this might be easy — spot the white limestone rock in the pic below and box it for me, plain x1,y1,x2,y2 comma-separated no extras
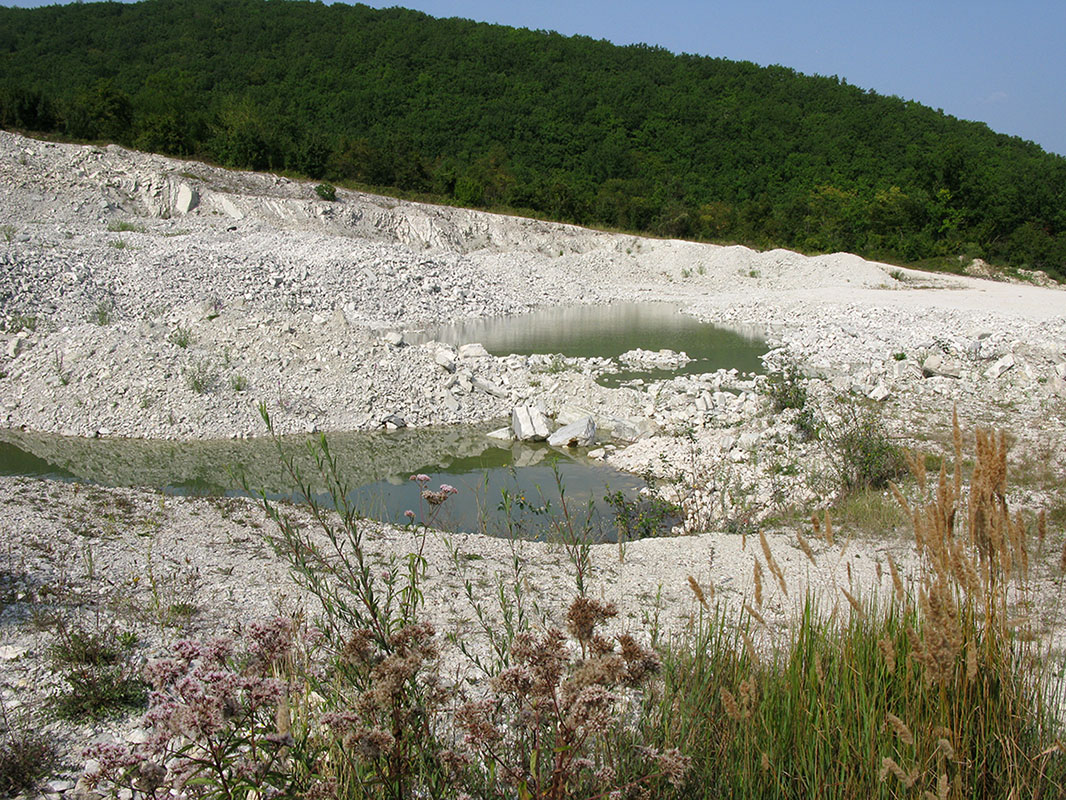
512,405,549,441
548,416,596,448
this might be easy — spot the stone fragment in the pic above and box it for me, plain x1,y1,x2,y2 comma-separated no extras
922,354,960,379
609,418,641,442
868,382,891,402
486,427,513,440
434,348,457,373
512,405,549,441
175,183,199,214
458,343,490,359
382,331,404,347
472,376,507,398
548,416,596,448
985,354,1015,379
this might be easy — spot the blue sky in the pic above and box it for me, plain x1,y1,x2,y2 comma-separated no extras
6,0,1065,156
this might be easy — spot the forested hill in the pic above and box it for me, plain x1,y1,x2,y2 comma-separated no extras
2,0,1064,278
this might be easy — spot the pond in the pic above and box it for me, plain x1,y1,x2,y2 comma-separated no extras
411,302,767,386
0,426,656,541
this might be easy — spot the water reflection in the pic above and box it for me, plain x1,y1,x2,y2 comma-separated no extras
410,302,766,385
0,427,648,539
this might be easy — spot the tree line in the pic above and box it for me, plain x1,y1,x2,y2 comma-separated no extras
2,0,1064,279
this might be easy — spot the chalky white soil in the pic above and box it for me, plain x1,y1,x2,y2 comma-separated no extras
2,131,1065,796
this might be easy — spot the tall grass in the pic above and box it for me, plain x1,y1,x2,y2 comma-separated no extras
648,411,1065,799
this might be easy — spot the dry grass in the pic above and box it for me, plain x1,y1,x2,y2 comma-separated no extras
648,411,1066,798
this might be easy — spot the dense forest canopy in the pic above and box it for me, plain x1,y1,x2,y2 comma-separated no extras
2,0,1065,279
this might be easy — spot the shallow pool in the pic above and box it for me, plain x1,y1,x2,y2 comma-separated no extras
0,426,652,540
411,302,767,385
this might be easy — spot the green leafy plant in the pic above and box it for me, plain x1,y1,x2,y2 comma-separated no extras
0,701,54,797
167,324,193,348
107,220,145,233
4,314,36,333
184,359,217,393
765,364,818,439
314,182,337,201
90,300,113,326
47,620,146,720
821,402,905,496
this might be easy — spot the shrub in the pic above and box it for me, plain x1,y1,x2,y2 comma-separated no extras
48,621,146,720
765,365,807,412
0,704,55,796
314,182,337,201
821,403,905,495
765,364,818,439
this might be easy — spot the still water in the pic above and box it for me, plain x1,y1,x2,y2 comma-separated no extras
0,426,648,539
412,302,767,385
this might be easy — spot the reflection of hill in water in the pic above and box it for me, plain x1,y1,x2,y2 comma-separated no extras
0,425,539,495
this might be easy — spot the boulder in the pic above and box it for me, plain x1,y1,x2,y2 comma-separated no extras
434,348,457,373
922,354,960,379
175,183,199,214
548,416,596,448
985,354,1015,379
459,342,490,359
512,405,549,441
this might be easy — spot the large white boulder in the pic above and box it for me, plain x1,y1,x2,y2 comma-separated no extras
512,405,549,441
548,416,596,448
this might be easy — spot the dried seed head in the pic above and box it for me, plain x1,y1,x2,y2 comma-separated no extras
879,757,916,788
887,554,904,604
760,529,788,596
878,637,896,674
566,596,617,645
687,575,708,609
841,586,866,621
744,603,767,629
753,559,764,607
720,687,743,722
796,528,816,564
886,712,914,746
936,737,956,761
